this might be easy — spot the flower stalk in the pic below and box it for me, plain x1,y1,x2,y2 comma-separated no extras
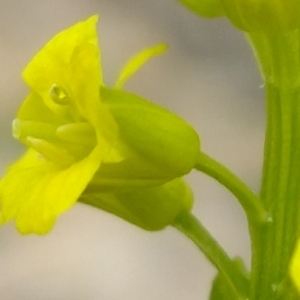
173,211,250,299
247,30,300,299
195,151,268,225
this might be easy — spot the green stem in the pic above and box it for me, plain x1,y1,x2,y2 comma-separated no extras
195,152,268,225
247,30,300,299
173,211,249,299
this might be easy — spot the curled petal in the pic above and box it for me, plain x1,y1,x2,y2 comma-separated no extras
22,15,100,96
115,44,168,89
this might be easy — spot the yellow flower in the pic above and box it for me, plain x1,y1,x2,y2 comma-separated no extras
0,16,200,234
0,16,120,234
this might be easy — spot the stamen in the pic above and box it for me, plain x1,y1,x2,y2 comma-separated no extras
56,122,97,146
26,137,75,166
50,84,69,105
12,119,60,144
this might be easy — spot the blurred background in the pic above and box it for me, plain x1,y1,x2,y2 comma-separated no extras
0,1,264,299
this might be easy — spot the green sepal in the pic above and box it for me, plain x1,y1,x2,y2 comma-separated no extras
96,87,200,189
177,0,224,18
80,178,193,231
209,258,248,300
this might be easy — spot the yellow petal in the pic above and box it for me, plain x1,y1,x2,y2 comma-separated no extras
67,42,120,159
17,92,60,124
0,147,101,234
115,44,168,89
22,15,100,96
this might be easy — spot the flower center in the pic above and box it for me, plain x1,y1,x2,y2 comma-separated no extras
13,83,98,165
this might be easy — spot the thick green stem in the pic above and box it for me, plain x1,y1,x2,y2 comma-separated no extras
173,211,249,299
247,30,300,299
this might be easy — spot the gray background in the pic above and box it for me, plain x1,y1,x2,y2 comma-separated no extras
0,1,264,299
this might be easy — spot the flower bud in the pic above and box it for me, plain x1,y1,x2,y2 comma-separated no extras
221,0,300,32
177,0,224,18
178,0,300,32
